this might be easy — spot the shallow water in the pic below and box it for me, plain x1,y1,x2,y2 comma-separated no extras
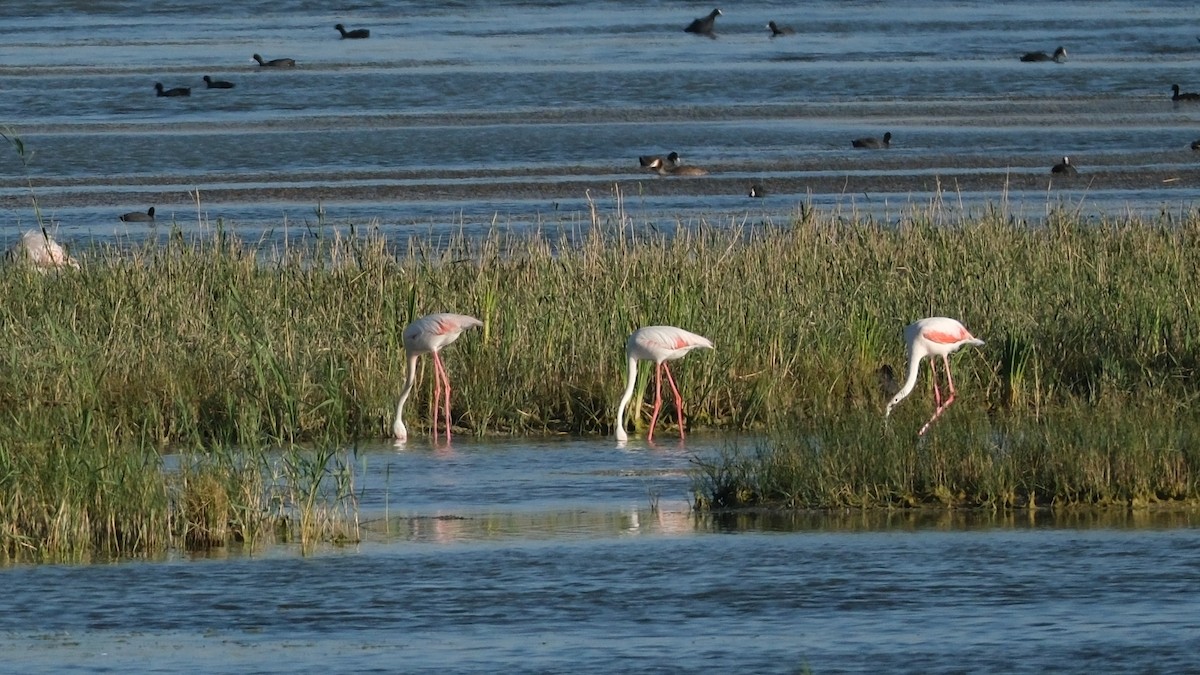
3,1,1200,249
4,436,1200,673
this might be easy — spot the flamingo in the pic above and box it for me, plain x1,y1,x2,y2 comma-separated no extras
885,316,984,435
615,326,714,442
6,229,79,271
393,313,483,443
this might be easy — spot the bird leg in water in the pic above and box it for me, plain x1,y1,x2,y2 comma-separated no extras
432,351,453,442
647,363,666,442
661,363,686,439
430,355,442,441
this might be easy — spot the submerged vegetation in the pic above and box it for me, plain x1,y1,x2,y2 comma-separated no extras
3,193,1200,558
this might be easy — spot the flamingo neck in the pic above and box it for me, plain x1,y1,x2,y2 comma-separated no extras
615,355,639,441
393,352,420,440
886,343,926,416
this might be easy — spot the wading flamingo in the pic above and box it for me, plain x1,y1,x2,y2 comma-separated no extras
885,316,984,436
393,313,483,443
615,326,714,443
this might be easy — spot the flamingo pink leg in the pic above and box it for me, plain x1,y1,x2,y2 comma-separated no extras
920,355,960,436
441,358,453,442
930,357,943,409
432,351,453,442
647,363,666,442
937,354,959,411
430,354,442,441
661,363,686,439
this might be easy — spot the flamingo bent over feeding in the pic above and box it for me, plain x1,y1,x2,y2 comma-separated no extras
885,316,984,435
393,313,483,443
6,229,80,271
615,326,714,442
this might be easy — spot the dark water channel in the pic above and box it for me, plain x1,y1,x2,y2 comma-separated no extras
3,436,1199,673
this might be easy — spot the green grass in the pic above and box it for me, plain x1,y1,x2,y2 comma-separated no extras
692,406,1200,510
9,208,1199,446
3,199,1200,559
0,439,361,562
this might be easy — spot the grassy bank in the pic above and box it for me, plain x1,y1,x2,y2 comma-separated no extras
4,201,1200,558
5,208,1199,445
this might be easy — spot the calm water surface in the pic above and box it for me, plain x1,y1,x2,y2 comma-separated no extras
3,0,1200,248
3,436,1200,673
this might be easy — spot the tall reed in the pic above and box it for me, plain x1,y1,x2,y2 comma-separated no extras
3,206,1199,445
692,404,1200,509
4,195,1200,558
1,437,363,562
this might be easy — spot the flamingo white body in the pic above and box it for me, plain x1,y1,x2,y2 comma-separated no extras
885,316,984,435
6,229,79,271
393,313,483,443
615,326,714,442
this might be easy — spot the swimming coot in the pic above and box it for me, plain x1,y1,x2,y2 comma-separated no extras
685,9,721,37
1171,84,1200,102
335,24,370,39
203,76,235,89
851,132,892,149
253,54,296,67
1051,156,1078,176
1020,46,1067,63
767,21,795,37
119,207,156,223
154,83,190,97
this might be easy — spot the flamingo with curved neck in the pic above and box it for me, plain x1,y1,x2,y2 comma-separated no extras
885,316,984,435
394,313,483,443
615,326,714,442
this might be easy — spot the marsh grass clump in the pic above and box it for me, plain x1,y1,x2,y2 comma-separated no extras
4,198,1200,556
693,406,1200,509
179,470,232,549
272,446,361,551
0,439,362,563
0,441,170,561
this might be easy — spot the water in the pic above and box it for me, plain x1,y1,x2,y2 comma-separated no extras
4,3,1200,670
3,436,1200,673
3,1,1200,249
